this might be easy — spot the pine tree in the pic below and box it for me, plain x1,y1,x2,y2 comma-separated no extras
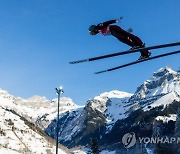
88,138,100,154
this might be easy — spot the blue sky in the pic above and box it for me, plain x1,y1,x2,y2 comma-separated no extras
0,0,180,105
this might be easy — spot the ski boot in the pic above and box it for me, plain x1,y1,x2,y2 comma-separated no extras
138,51,151,60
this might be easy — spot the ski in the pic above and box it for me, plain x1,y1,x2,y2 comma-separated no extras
69,42,180,64
95,50,180,74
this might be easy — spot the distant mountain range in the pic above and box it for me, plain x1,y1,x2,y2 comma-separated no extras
0,66,180,154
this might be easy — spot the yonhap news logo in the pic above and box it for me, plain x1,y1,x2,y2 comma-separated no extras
122,132,180,149
122,132,136,148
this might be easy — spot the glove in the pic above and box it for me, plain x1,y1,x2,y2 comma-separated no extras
116,16,123,23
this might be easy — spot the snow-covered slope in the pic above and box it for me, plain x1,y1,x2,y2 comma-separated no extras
0,106,68,154
91,90,132,113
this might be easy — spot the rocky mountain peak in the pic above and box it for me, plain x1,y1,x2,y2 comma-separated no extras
153,66,177,78
53,97,78,107
27,95,49,103
132,66,180,100
0,89,14,101
87,90,132,113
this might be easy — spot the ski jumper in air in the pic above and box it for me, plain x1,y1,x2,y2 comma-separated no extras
88,17,151,60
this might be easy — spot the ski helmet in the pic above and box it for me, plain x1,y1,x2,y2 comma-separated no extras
88,25,98,35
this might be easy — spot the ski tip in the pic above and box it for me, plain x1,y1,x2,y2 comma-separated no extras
69,61,78,64
69,59,89,64
94,70,108,74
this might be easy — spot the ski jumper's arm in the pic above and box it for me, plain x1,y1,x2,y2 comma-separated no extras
96,17,123,30
96,20,117,30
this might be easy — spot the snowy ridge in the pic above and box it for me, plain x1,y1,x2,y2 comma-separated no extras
133,66,180,98
0,87,83,132
0,88,81,124
129,66,180,110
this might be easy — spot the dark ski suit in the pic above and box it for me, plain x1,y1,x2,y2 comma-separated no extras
94,20,149,57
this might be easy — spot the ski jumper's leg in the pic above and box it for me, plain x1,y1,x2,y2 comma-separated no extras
110,25,136,46
110,25,149,56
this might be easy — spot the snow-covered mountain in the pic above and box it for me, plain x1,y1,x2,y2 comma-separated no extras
43,90,133,148
0,66,180,153
45,66,180,152
99,66,180,153
0,89,84,153
0,88,80,125
87,90,133,131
